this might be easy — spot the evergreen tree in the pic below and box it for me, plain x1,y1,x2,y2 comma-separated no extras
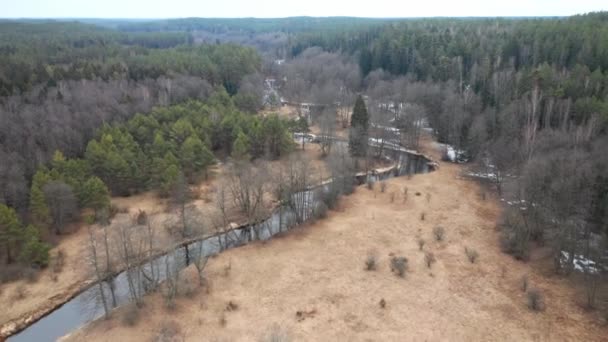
180,135,215,179
349,95,369,157
0,204,23,264
81,176,111,214
263,115,294,159
232,130,251,160
29,169,52,230
19,225,50,267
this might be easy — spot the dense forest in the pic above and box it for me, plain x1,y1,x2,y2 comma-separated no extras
1,13,607,302
0,21,261,214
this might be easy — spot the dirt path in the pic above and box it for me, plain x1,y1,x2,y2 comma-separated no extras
62,139,606,341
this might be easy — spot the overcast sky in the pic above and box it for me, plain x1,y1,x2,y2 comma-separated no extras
2,0,606,18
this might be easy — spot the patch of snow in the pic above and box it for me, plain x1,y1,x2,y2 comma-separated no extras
440,144,469,163
560,251,602,274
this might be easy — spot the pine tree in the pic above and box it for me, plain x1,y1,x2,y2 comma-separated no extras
232,130,251,160
81,176,111,214
180,135,215,179
349,95,369,157
29,169,52,230
0,204,23,264
19,225,50,267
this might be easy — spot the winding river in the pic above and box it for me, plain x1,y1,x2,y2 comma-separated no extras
8,146,434,342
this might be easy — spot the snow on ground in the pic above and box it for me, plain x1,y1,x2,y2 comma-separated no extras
560,251,603,274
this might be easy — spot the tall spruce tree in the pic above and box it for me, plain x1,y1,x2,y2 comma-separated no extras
348,95,369,157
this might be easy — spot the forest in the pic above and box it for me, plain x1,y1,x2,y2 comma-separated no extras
0,12,608,341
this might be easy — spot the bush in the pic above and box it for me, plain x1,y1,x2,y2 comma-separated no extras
424,252,436,268
12,285,26,301
0,264,23,284
417,238,425,251
499,209,531,261
22,268,38,283
465,247,479,263
520,275,528,292
122,303,140,326
225,300,239,311
154,320,182,342
365,253,377,271
84,214,96,225
366,179,375,190
51,249,65,274
390,256,408,277
319,186,340,210
433,226,445,241
312,202,328,220
527,288,544,312
181,277,198,298
135,210,148,225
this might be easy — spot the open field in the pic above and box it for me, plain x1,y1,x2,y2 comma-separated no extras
62,139,607,341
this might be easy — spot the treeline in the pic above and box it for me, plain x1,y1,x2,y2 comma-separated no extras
291,13,608,81
0,21,259,95
115,17,395,34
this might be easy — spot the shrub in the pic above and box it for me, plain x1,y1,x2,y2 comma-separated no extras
527,288,544,312
122,304,140,326
365,253,377,271
154,321,182,342
520,275,528,292
366,179,375,190
312,202,328,220
380,181,387,193
135,210,148,225
52,249,65,273
22,268,38,283
225,300,239,311
390,256,408,277
0,264,23,284
181,277,198,298
12,285,26,301
499,209,531,261
433,226,445,241
465,247,479,263
424,252,436,268
84,214,96,225
319,186,340,210
417,238,425,251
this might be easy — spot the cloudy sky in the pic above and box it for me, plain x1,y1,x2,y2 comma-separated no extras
2,0,606,18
